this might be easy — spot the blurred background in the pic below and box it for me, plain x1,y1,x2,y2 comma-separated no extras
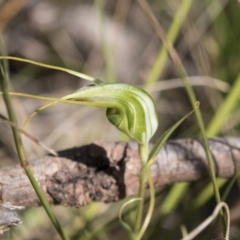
0,0,240,239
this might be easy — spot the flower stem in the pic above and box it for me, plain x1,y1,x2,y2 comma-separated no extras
134,143,149,235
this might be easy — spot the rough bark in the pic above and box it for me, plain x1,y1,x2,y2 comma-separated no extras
0,137,240,208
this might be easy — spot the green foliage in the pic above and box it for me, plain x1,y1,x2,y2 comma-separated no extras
0,0,240,239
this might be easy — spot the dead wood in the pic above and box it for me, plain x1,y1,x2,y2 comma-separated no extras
0,137,240,208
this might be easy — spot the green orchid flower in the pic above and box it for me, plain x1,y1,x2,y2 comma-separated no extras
62,83,158,145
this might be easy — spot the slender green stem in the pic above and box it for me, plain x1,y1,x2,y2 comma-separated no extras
138,0,221,205
0,59,69,240
137,175,155,240
83,190,165,240
0,69,26,162
24,167,69,240
177,67,221,204
193,72,240,208
177,67,225,230
134,143,149,235
137,0,225,232
134,174,145,235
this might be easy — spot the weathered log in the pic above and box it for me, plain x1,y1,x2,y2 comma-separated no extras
0,137,239,208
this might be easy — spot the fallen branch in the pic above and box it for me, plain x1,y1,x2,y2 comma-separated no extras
0,137,239,207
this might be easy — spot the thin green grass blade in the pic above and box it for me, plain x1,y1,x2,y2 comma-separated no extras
192,179,226,209
145,0,193,91
177,68,222,209
119,198,141,240
0,56,104,84
160,182,189,216
23,100,65,129
94,0,116,83
0,91,97,129
193,173,239,209
207,72,240,137
0,91,91,103
0,113,57,156
145,102,198,223
148,102,198,165
180,225,188,239
222,173,239,201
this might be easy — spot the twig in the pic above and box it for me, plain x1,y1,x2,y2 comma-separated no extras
180,202,230,240
0,114,57,156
